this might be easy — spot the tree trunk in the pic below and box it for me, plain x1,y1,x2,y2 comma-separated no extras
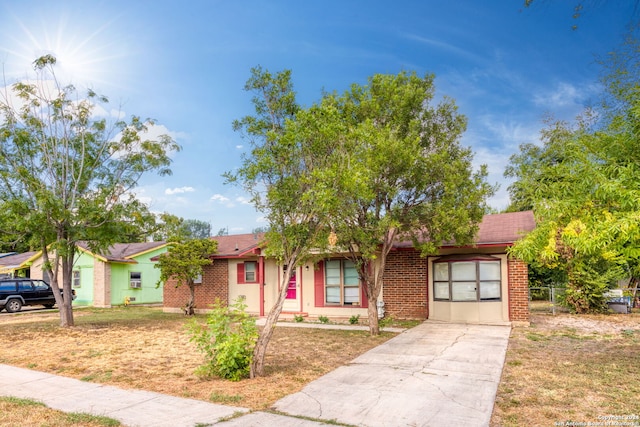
361,229,395,336
185,283,196,315
250,259,297,378
367,292,380,335
60,251,75,327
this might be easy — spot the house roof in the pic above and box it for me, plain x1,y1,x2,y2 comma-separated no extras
469,210,536,246
394,210,535,249
0,251,40,273
211,233,265,258
77,241,168,263
210,211,536,257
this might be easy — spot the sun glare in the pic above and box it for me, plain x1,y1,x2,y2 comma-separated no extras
0,7,129,92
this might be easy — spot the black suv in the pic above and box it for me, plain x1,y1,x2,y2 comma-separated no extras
0,278,71,313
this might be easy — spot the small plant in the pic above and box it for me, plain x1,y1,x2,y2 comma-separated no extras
294,314,305,323
349,314,360,325
378,316,392,328
187,298,258,381
318,315,329,324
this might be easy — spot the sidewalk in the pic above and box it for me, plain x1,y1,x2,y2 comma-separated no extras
0,321,510,426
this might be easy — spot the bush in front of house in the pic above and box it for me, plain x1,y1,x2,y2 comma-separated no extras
187,298,258,381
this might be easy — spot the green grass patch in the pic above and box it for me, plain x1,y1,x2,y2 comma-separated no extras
0,396,46,407
209,391,244,404
65,412,121,426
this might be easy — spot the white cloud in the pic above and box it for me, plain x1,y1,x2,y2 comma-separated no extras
532,81,600,114
235,196,251,205
211,194,230,203
236,145,243,149
165,186,195,195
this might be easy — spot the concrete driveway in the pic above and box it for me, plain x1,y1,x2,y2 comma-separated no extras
272,321,511,427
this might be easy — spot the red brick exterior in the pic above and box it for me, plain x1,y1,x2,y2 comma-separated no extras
163,260,229,311
382,250,429,319
508,257,530,322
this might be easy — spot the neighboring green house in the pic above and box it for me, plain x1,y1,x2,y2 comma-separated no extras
0,242,168,307
73,242,169,307
0,251,39,279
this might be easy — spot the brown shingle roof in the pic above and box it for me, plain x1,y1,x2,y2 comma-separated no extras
0,251,39,269
208,211,536,257
77,241,168,263
211,233,265,257
394,210,535,249
469,210,536,246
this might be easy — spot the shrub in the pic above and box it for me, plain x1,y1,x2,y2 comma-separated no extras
293,314,304,323
318,315,329,324
187,298,258,381
349,314,360,325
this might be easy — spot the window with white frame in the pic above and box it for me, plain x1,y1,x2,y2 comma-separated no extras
325,259,360,305
433,257,501,302
72,270,81,288
244,261,257,282
130,272,142,289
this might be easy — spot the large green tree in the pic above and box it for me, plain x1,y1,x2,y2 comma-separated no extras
0,55,179,326
155,238,218,315
315,72,494,334
227,67,339,378
505,35,640,312
153,214,212,242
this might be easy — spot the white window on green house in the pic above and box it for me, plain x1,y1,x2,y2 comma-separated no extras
130,272,142,289
325,259,360,305
433,258,501,302
72,270,81,288
244,261,257,282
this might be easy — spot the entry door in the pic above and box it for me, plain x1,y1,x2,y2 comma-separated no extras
283,268,300,312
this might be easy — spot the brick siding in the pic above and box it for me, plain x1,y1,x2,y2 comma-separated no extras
163,260,229,311
508,257,530,322
382,250,429,319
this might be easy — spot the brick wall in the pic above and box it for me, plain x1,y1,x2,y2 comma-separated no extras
508,257,530,323
382,250,428,319
163,260,229,311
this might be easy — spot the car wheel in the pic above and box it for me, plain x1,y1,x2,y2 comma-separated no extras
6,299,22,313
43,304,54,309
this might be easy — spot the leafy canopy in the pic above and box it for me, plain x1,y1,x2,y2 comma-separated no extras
0,55,179,325
506,34,640,312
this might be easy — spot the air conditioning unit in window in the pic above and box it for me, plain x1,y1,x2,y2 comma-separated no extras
130,280,142,289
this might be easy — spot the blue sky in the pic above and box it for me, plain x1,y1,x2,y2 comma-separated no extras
0,1,634,235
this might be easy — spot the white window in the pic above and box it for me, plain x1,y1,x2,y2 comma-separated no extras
130,272,142,289
244,262,257,282
72,270,81,288
433,258,501,302
325,259,360,305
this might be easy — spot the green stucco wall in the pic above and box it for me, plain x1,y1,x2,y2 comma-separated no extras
71,250,95,306
109,247,166,306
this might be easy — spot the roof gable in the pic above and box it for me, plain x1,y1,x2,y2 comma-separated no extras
77,241,168,263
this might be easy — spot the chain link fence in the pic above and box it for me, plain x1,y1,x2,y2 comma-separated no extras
529,286,640,314
529,286,568,314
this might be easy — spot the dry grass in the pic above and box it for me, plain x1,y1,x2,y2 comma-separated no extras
491,312,640,426
0,307,393,411
0,396,120,426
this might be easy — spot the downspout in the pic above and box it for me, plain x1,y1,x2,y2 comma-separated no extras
259,255,265,317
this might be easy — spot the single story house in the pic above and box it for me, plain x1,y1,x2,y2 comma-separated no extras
0,251,39,278
0,242,168,307
163,211,535,325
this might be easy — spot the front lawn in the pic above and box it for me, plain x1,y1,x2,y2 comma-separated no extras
491,312,640,426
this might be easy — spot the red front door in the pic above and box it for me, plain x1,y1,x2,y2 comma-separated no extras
286,271,297,299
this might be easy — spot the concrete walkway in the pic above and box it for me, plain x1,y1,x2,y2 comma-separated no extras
0,321,510,427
